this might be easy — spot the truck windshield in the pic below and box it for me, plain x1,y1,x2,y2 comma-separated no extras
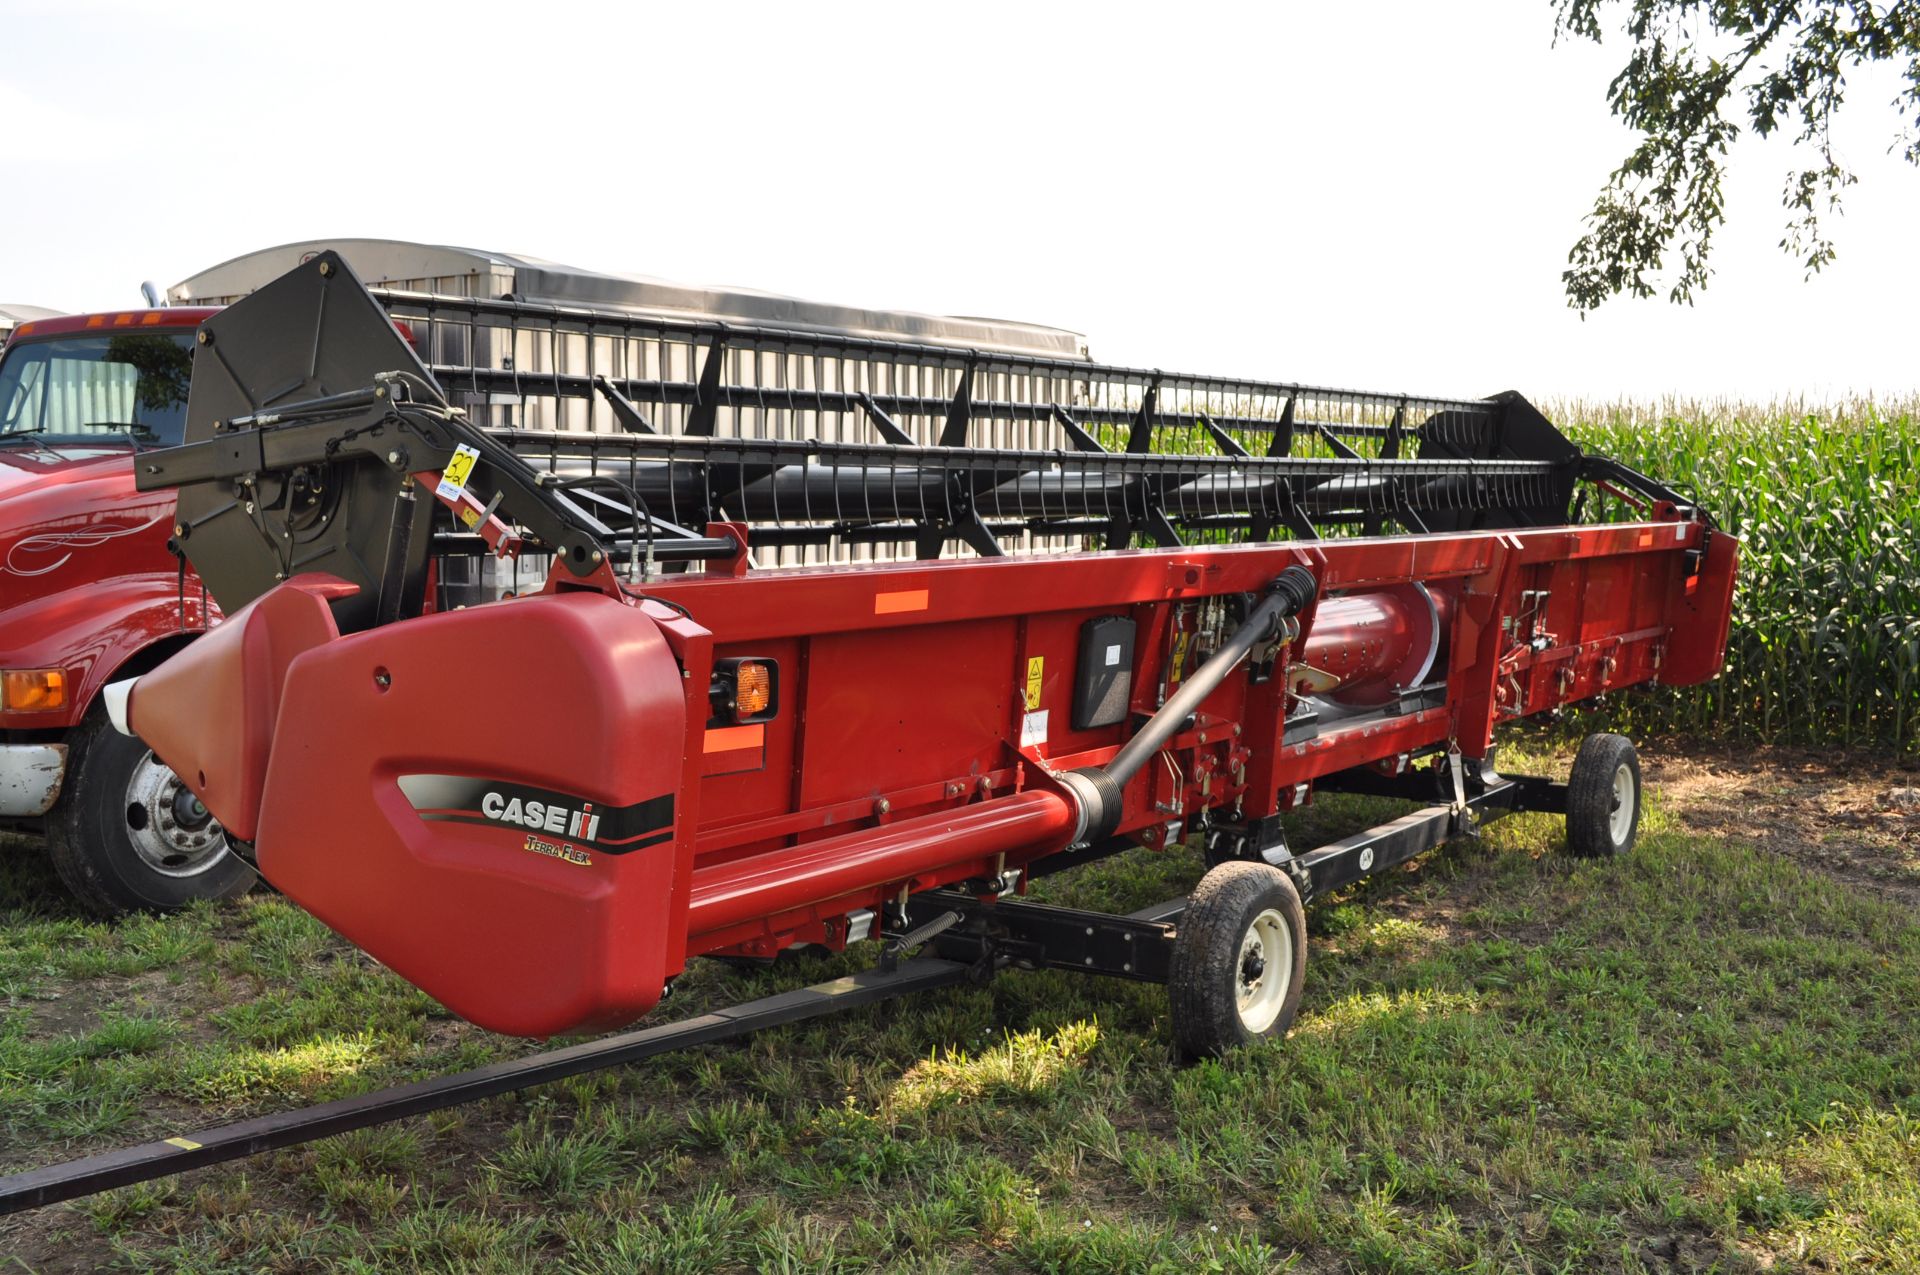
0,332,196,447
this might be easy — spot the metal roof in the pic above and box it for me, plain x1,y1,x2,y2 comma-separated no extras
171,239,1089,360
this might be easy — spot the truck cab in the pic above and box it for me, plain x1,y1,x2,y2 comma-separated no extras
0,309,254,914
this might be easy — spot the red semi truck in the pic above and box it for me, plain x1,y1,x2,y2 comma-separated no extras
0,307,253,913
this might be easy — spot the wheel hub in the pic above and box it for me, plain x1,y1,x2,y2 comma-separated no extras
124,751,228,878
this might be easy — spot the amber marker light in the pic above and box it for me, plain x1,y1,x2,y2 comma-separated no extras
710,658,779,725
2,669,68,713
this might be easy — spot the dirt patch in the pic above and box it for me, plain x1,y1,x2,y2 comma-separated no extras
1642,742,1920,907
15,968,178,1040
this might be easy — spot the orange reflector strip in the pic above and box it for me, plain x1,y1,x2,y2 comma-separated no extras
1637,532,1654,547
704,724,765,753
85,315,104,328
113,313,132,326
142,311,164,325
874,589,929,615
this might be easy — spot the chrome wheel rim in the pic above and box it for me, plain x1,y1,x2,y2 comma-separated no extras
123,751,228,878
1235,907,1293,1033
1609,762,1636,843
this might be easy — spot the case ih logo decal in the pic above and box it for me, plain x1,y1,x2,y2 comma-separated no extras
396,775,673,855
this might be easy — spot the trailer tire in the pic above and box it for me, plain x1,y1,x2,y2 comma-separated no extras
1169,861,1307,1060
44,706,255,917
1566,733,1641,858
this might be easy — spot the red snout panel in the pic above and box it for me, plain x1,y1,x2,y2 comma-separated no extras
254,591,689,1038
127,574,356,841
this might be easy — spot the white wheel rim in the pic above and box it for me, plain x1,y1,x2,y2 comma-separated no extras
1235,907,1293,1034
124,750,228,878
1608,762,1635,843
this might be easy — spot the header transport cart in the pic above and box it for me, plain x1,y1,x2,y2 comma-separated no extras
0,254,1735,1211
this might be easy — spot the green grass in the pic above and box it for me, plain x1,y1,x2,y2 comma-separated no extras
5,750,1920,1271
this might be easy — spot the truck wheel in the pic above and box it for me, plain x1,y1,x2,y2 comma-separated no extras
1168,860,1307,1060
1566,732,1642,858
44,706,254,916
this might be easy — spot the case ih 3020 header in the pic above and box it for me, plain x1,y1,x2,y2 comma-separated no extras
1,253,1735,1211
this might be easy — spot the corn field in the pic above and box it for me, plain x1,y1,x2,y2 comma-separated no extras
1559,397,1920,755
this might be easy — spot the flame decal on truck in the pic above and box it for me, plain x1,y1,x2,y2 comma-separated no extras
396,775,673,854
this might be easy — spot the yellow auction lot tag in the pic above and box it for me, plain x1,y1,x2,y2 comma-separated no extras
436,443,482,501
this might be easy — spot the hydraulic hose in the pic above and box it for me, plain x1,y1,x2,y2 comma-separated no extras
1059,564,1317,843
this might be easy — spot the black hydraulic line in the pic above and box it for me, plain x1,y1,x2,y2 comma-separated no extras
0,958,970,1217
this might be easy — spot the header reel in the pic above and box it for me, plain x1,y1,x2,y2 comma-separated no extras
140,253,1693,634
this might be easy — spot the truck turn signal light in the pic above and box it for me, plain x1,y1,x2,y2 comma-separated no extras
1,669,68,713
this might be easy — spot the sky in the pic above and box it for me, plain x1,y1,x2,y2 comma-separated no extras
1,0,1914,403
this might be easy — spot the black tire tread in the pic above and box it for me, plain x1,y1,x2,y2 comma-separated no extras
1168,861,1307,1060
1565,732,1641,858
43,707,253,917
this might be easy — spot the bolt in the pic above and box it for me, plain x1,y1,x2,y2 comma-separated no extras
387,451,400,464
196,329,211,346
1084,926,1094,936
875,797,891,815
317,260,333,277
